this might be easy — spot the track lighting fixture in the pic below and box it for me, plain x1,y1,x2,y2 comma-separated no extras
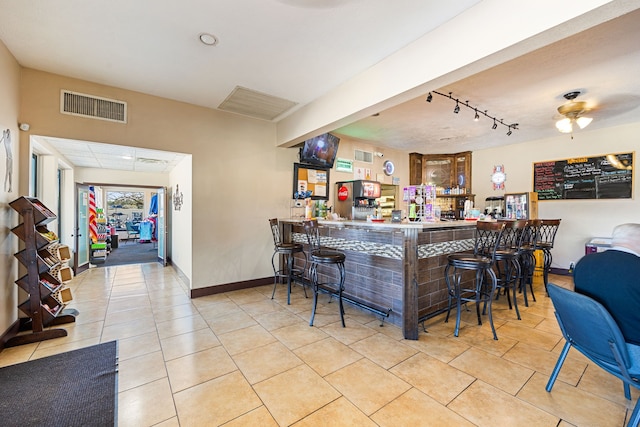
426,90,518,135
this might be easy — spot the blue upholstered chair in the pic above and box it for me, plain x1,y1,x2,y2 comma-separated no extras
546,283,640,426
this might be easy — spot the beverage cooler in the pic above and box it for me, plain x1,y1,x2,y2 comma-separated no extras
376,184,399,218
504,192,538,219
334,180,381,220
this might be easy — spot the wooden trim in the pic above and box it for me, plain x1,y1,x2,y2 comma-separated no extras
191,277,272,298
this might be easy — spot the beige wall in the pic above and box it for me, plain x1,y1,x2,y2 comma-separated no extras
18,68,294,291
473,122,640,270
169,155,192,282
328,136,409,191
0,40,21,336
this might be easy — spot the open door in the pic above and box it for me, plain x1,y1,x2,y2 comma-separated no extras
74,183,91,274
156,187,167,266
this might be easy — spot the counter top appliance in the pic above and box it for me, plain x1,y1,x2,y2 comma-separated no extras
334,180,381,220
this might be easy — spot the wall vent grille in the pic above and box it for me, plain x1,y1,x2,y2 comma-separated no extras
61,90,127,123
354,149,373,163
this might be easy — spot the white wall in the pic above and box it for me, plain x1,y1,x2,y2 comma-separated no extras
473,122,640,270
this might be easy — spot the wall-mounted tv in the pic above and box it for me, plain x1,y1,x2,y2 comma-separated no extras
299,133,340,168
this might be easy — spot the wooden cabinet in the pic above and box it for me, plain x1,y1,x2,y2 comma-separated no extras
410,152,473,219
409,151,472,190
6,196,76,347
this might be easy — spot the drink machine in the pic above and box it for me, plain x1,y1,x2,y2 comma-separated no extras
335,180,381,220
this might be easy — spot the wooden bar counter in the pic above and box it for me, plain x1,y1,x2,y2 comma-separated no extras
280,218,476,340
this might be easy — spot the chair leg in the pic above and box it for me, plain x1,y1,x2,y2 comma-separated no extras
309,263,319,326
543,249,552,295
510,258,521,320
286,253,294,305
271,252,279,300
626,398,640,427
546,341,572,392
486,267,498,340
337,261,346,328
444,264,453,324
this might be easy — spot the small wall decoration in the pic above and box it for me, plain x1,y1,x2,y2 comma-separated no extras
1,127,13,192
173,184,184,211
491,165,506,190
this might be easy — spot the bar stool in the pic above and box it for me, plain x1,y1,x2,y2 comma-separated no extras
518,221,539,306
535,219,561,294
269,218,307,305
493,219,528,320
303,219,346,327
444,221,506,340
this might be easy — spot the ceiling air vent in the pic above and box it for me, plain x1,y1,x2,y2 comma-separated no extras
354,149,373,163
61,90,127,123
218,86,297,121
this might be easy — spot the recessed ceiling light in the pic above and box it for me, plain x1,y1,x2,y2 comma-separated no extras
199,33,219,46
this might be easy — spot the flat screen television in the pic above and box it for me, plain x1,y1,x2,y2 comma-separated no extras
299,133,340,168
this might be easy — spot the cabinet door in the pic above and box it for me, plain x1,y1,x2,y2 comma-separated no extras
424,156,453,187
455,152,471,188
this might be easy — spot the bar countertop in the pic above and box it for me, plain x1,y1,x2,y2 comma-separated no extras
281,218,477,229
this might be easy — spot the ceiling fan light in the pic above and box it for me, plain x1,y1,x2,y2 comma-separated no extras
576,116,593,129
556,118,573,133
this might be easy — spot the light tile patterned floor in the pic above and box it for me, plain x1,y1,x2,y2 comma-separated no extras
1,264,637,426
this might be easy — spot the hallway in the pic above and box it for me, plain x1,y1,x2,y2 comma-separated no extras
0,264,634,426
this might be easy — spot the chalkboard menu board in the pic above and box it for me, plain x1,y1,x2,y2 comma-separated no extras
533,152,633,200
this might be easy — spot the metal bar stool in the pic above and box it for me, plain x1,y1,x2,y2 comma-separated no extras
492,219,528,320
444,221,506,340
534,219,561,294
303,219,346,327
269,218,307,305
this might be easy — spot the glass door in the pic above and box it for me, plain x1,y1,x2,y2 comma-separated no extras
74,184,90,274
156,187,167,266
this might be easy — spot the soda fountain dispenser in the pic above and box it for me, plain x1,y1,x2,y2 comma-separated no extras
334,180,381,220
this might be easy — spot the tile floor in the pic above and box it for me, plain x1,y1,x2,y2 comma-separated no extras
1,263,637,426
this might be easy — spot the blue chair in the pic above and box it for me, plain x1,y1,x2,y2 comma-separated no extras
546,283,640,426
125,221,140,243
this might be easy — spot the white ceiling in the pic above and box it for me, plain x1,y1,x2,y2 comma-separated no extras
34,137,186,173
2,0,640,167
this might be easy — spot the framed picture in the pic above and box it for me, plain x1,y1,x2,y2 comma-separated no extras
293,163,330,200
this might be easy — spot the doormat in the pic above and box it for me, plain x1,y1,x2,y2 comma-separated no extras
0,341,118,427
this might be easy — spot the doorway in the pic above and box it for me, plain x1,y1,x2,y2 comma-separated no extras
73,184,169,272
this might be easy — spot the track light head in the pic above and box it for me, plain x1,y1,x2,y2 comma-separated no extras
426,92,433,102
474,109,479,121
492,119,497,130
506,126,512,136
453,102,460,114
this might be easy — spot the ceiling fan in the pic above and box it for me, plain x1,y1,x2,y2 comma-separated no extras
555,91,593,134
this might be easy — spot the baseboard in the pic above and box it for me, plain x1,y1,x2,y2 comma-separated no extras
550,267,572,276
191,277,273,298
